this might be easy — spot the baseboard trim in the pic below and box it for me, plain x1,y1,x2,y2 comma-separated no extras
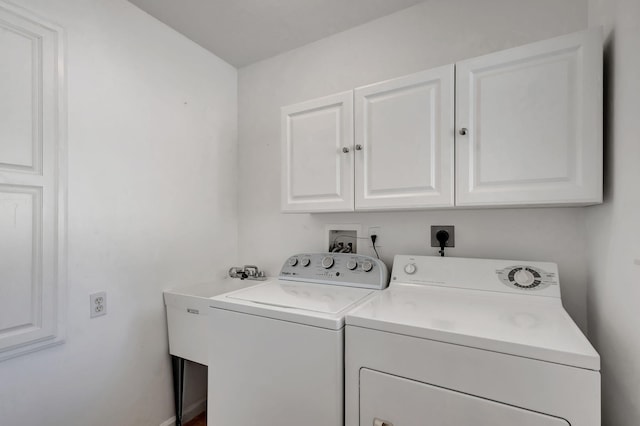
159,398,206,426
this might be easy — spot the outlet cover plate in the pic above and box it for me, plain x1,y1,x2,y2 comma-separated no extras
430,225,455,247
90,292,107,318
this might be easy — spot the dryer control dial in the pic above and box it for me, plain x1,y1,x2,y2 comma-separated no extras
497,265,556,291
288,257,298,267
514,269,535,287
300,257,311,267
361,261,373,272
346,259,358,270
321,256,335,269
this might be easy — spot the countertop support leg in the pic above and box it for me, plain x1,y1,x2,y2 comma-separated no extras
172,355,185,426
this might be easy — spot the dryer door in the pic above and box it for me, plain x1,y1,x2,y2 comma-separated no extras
360,369,569,426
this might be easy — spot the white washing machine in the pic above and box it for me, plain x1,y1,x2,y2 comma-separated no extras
208,253,389,426
345,255,600,426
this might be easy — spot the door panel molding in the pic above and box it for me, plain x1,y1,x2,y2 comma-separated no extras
355,65,455,210
0,1,67,361
281,91,354,212
456,28,602,206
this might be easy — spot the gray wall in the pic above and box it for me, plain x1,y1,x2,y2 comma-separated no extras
587,0,640,424
237,0,591,329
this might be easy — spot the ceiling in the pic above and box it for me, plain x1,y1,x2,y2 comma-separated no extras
128,0,425,68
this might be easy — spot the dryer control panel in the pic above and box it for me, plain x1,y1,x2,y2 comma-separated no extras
391,255,561,298
280,253,389,290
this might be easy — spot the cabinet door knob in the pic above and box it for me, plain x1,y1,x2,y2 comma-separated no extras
373,419,393,426
459,128,468,136
355,144,363,151
342,147,350,153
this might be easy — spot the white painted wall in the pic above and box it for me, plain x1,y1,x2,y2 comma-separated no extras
586,0,640,424
3,1,625,425
0,0,237,425
237,0,591,329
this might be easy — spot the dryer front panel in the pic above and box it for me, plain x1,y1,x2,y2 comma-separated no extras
360,368,569,426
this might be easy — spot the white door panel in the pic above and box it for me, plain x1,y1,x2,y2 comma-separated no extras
0,190,37,330
0,1,66,360
355,65,454,209
456,28,602,206
290,106,343,197
360,369,569,426
281,91,354,212
0,26,37,169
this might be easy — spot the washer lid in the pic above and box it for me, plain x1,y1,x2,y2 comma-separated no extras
346,285,600,371
210,279,375,329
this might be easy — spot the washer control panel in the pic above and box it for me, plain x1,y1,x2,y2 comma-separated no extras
496,265,557,291
279,253,389,290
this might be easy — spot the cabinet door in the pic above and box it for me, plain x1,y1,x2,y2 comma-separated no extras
0,2,66,361
281,91,354,212
360,369,569,426
456,28,602,207
355,65,455,210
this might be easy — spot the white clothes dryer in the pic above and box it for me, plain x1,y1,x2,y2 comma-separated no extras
208,253,389,426
345,255,600,426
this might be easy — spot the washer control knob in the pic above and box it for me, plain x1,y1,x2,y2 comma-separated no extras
288,257,298,267
301,257,311,267
362,261,374,272
321,256,334,269
404,263,417,274
347,259,358,270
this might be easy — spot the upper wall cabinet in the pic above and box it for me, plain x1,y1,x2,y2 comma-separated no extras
281,91,354,212
456,29,603,207
0,2,67,361
354,65,455,210
280,28,602,213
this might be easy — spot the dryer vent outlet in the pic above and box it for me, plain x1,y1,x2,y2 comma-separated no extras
329,229,357,253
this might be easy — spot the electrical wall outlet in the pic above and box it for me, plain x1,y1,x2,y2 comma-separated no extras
430,225,455,247
90,292,107,318
368,226,381,246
